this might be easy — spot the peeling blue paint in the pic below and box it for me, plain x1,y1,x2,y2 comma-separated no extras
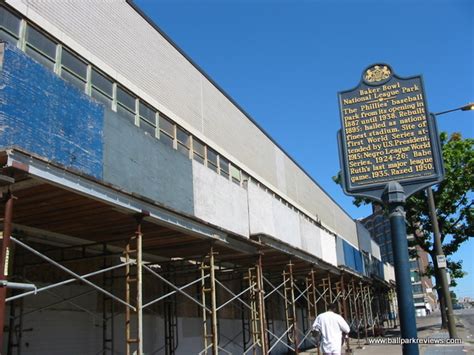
0,43,103,178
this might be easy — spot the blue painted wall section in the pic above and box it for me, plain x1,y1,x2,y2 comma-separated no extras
0,43,103,178
341,239,364,275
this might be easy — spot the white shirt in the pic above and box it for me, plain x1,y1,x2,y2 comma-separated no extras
312,310,350,354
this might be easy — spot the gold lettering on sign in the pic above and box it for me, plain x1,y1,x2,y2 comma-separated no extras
342,78,435,186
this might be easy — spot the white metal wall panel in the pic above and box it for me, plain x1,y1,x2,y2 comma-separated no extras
371,239,381,260
336,236,345,266
356,221,372,253
272,197,301,249
383,263,391,282
389,264,395,282
299,215,323,258
10,0,360,245
320,229,337,266
248,183,305,251
192,161,249,237
248,183,276,237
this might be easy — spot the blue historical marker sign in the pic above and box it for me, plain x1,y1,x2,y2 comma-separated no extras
337,64,444,202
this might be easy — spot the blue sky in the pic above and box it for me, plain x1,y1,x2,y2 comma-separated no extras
134,0,473,297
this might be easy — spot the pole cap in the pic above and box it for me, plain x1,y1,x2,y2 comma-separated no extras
382,181,406,205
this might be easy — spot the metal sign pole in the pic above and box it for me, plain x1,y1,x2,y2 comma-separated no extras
383,182,418,355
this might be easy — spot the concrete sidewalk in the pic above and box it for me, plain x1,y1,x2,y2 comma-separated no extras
301,311,473,354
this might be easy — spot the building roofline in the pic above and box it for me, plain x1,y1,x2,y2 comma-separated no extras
125,0,355,223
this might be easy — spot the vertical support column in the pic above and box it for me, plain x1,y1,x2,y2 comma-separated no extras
256,254,268,354
340,274,348,320
311,269,317,320
306,268,317,324
385,289,395,328
125,236,132,355
247,266,258,352
383,182,418,355
201,260,210,353
283,260,299,354
0,190,14,349
137,218,143,355
339,275,351,355
371,285,380,330
346,280,355,328
384,290,390,328
327,272,333,305
320,276,330,312
380,289,387,328
359,282,368,340
352,279,362,347
209,246,218,355
164,264,178,355
366,285,375,336
125,216,143,355
102,243,115,355
201,245,219,355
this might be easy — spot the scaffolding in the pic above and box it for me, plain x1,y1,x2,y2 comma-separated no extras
0,157,396,354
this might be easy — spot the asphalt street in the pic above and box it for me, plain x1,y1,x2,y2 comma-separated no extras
423,308,474,354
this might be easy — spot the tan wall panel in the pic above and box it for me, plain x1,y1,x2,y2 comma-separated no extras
201,79,278,187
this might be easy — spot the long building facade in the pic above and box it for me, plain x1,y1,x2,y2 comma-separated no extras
0,1,396,354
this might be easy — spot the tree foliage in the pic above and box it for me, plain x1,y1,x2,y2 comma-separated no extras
334,132,474,286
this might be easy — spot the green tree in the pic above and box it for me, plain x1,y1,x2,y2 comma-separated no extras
334,132,473,326
450,291,458,306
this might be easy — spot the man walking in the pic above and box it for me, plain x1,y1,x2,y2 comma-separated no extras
312,302,350,354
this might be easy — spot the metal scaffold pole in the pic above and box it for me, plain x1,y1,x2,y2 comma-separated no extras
137,218,143,355
328,273,333,306
352,279,362,348
209,247,218,355
283,260,299,354
102,243,116,355
0,190,14,349
359,282,368,341
200,245,219,355
255,254,268,354
340,273,348,320
366,285,375,336
125,215,144,355
306,268,317,326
